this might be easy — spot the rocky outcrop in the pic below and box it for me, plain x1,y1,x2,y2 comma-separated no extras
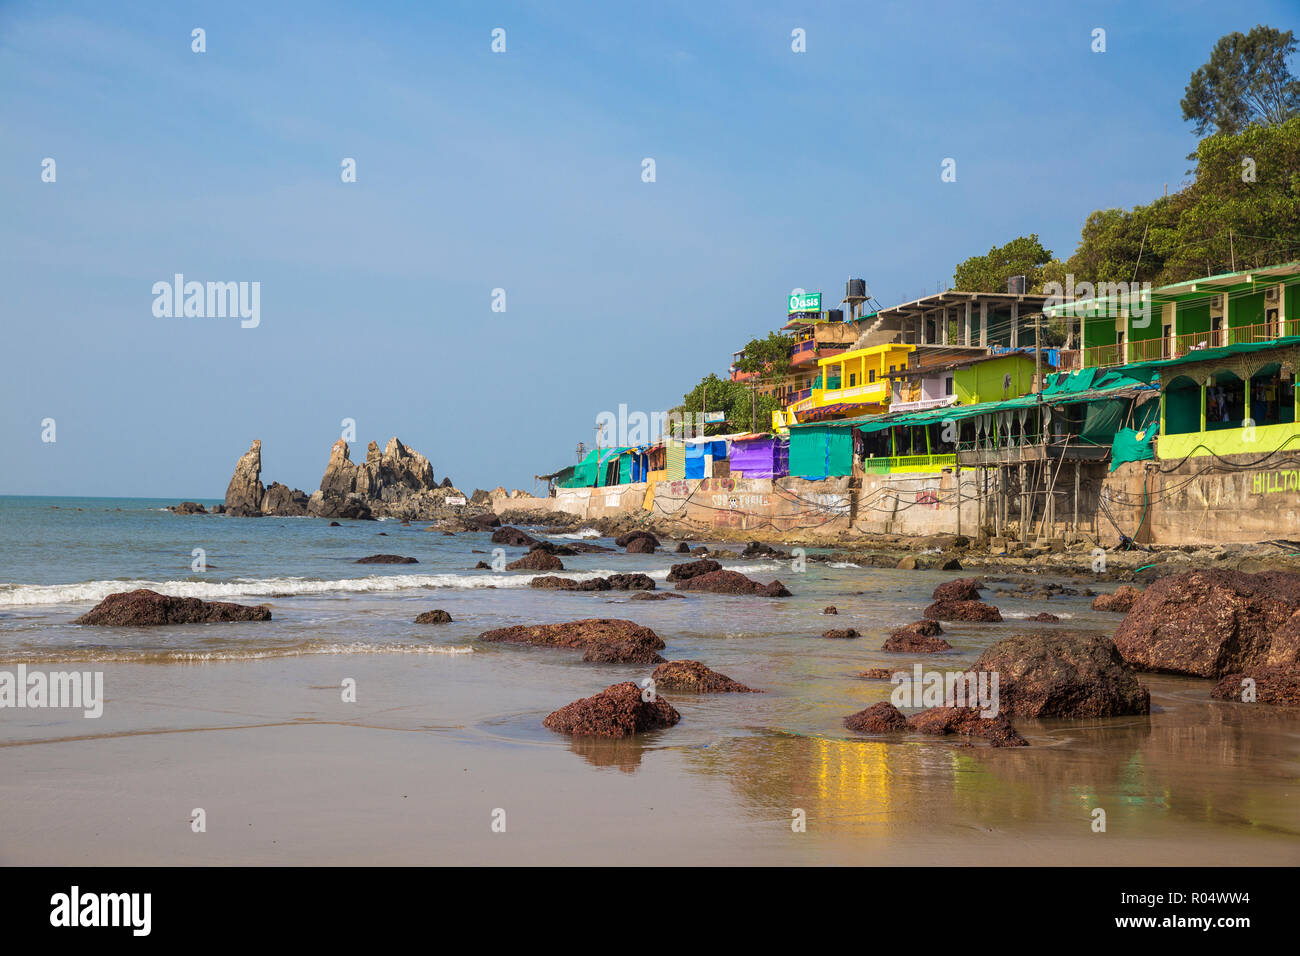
506,550,563,572
971,633,1150,718
1026,612,1060,623
822,628,861,639
169,501,208,515
1210,664,1300,707
478,619,667,664
882,624,952,653
529,574,655,591
907,707,1028,747
74,589,271,626
224,440,265,516
1092,584,1142,612
615,531,659,549
625,536,657,554
844,702,909,733
225,436,488,522
651,660,759,693
415,609,453,624
823,606,838,615
1112,569,1300,678
356,554,418,564
674,570,791,597
261,482,308,516
932,578,983,602
923,599,1002,622
666,558,721,582
543,682,681,737
492,527,538,547
630,592,686,601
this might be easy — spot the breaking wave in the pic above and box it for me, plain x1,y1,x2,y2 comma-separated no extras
0,640,475,665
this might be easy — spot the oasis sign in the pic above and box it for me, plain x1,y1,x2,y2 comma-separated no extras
788,291,822,313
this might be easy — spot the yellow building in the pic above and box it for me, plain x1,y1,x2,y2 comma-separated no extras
775,343,915,430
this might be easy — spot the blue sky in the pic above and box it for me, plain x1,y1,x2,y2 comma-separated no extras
2,0,1295,497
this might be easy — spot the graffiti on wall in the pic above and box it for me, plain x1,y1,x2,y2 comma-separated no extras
1253,470,1300,495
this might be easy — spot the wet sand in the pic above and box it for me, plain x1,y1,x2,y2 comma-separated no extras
2,655,1297,866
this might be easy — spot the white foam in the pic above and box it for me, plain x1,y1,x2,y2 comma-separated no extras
546,527,603,539
0,642,475,665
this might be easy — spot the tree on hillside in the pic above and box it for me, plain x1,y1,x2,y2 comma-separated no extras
674,373,782,437
1181,26,1300,137
953,235,1053,293
1040,117,1299,289
1154,116,1300,280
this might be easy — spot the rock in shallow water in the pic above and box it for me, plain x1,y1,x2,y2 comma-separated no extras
923,599,1001,622
356,554,418,564
1091,584,1142,612
1113,569,1300,678
972,632,1150,718
931,577,983,602
505,550,563,571
543,681,680,738
478,618,666,664
651,660,759,693
74,589,271,626
1210,664,1300,707
666,558,721,582
906,706,1028,747
882,626,952,653
414,609,453,624
674,569,791,597
844,701,909,733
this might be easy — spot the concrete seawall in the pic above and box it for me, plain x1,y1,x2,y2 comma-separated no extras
494,454,1300,548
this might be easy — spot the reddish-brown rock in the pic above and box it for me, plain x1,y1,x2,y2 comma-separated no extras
74,589,271,626
674,570,791,597
666,558,721,582
823,605,838,615
882,628,953,653
1026,612,1060,623
844,701,910,733
625,537,657,554
478,618,666,664
907,706,1028,747
651,660,759,693
1210,664,1300,707
1112,569,1300,678
858,668,896,680
1091,584,1143,612
506,550,563,572
491,526,538,547
822,628,861,639
615,531,660,549
543,682,681,737
923,599,1002,622
356,554,418,564
971,632,1150,718
414,609,452,624
932,578,983,602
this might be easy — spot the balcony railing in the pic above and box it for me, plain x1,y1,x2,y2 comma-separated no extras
861,454,956,474
1082,319,1300,369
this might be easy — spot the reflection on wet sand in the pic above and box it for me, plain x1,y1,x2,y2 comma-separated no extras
673,681,1300,847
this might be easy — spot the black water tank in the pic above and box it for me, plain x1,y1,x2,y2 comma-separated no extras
846,278,867,298
826,308,844,323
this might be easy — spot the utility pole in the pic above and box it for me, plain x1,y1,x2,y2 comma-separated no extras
1034,312,1043,394
593,422,601,489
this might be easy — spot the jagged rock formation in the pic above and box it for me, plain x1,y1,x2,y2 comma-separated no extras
224,440,266,517
223,436,490,522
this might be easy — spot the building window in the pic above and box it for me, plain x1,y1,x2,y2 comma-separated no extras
945,377,954,396
849,373,856,386
869,369,876,383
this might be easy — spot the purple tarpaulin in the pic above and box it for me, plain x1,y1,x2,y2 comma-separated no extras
729,438,788,478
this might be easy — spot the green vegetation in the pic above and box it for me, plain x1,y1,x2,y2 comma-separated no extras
674,373,782,436
1181,26,1300,137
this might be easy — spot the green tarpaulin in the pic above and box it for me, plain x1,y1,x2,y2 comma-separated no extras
561,446,632,488
789,424,854,478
